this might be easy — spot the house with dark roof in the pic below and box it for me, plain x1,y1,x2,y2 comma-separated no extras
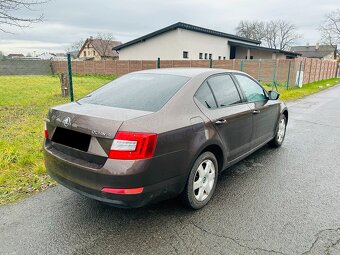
113,22,300,61
290,44,337,60
78,37,122,60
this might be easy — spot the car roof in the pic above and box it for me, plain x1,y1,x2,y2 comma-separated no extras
134,68,244,78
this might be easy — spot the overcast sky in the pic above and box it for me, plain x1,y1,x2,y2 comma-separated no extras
0,0,338,55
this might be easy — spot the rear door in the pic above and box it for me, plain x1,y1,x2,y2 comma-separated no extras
233,73,280,148
195,74,253,162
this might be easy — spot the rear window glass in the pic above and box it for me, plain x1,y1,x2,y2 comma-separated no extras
78,73,190,112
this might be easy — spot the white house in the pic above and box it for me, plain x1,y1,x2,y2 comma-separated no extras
113,22,300,61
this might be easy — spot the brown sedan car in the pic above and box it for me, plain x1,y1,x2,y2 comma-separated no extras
44,68,287,209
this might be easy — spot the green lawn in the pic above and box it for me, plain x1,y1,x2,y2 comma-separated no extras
262,78,339,101
0,75,338,206
0,75,116,205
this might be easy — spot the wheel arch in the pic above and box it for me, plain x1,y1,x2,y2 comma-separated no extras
282,109,288,124
201,144,224,173
190,141,226,174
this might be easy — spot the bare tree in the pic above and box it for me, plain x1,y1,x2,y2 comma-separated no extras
96,33,115,57
65,38,85,54
319,9,340,50
0,0,49,33
236,20,266,41
265,20,300,50
235,20,301,50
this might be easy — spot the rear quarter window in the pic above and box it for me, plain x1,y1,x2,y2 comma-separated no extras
79,73,190,112
195,82,217,109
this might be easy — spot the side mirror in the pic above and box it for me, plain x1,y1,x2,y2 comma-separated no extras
268,91,280,100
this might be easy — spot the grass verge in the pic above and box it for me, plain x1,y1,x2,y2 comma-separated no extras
262,78,339,101
0,74,116,205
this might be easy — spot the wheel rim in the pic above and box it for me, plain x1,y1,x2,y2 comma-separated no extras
193,159,215,202
277,118,286,143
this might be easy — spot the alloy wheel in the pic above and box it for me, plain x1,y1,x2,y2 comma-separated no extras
193,159,216,202
277,118,286,143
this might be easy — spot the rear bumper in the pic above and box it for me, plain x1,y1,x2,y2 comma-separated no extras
44,140,186,208
48,168,182,208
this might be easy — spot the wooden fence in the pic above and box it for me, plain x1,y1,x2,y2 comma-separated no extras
51,58,339,85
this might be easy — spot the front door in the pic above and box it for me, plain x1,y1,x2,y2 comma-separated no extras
195,74,253,162
233,74,280,148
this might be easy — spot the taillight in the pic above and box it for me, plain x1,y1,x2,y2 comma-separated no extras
44,122,49,138
108,131,157,160
101,187,144,195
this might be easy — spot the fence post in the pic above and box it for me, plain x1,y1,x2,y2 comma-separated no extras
297,61,302,86
209,58,212,68
240,60,244,71
308,59,313,83
258,59,262,82
286,60,291,89
272,60,277,90
67,53,74,102
157,57,160,68
318,60,322,81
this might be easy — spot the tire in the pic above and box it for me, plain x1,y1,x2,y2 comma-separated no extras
269,114,287,148
182,152,218,210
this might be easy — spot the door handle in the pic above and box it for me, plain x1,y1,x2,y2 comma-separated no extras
215,119,227,125
253,109,261,114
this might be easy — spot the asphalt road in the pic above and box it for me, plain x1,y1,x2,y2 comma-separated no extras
1,86,340,255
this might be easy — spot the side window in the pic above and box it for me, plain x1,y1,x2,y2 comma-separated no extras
195,82,217,109
234,74,267,102
207,75,242,107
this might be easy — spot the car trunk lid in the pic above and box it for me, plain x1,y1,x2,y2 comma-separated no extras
45,102,153,161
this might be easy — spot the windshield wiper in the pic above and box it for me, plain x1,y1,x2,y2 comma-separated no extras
205,101,211,108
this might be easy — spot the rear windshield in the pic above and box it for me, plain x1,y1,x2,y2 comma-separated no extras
78,73,190,112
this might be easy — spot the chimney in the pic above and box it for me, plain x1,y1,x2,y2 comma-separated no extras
315,43,319,50
89,36,93,40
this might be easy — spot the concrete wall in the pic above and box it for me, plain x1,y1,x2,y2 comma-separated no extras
175,29,230,60
118,28,230,60
118,29,181,60
0,60,52,75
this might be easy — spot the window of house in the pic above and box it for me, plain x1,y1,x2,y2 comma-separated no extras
250,56,254,59
234,74,267,102
204,53,208,59
93,51,96,56
209,54,212,59
218,56,221,60
84,51,86,57
195,82,217,109
207,75,242,107
183,51,189,59
199,53,203,59
223,57,226,60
